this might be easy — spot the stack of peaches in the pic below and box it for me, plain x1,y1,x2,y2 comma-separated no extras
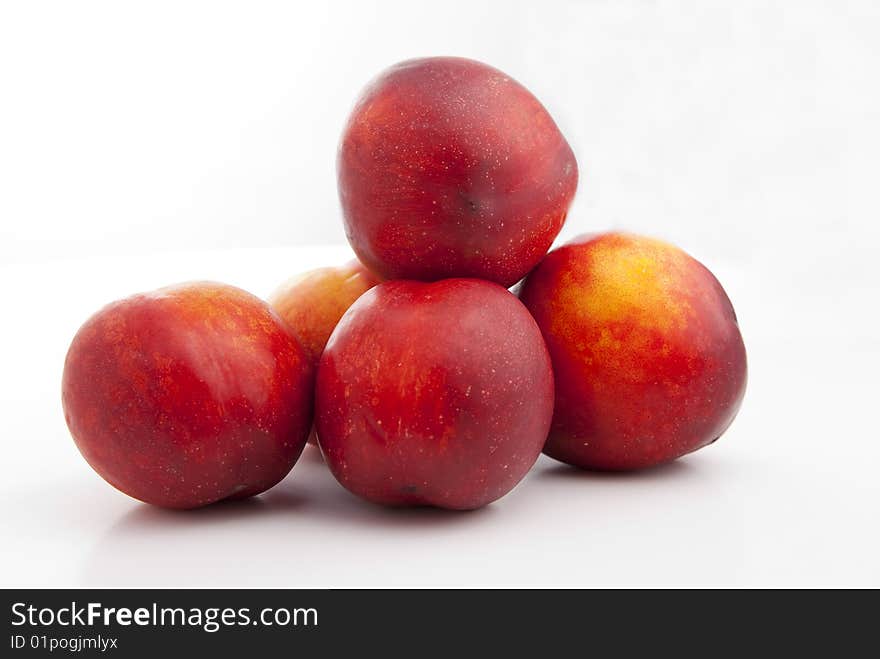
62,58,747,511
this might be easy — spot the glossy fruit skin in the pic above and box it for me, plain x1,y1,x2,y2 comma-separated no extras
62,282,313,508
338,56,578,288
269,259,380,445
316,278,554,509
519,233,747,471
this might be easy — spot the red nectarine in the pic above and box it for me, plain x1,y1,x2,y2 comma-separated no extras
316,278,554,509
338,57,578,287
62,282,314,508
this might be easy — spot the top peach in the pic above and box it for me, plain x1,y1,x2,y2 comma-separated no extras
337,57,578,288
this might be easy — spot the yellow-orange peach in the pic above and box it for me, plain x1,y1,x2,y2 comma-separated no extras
269,259,380,366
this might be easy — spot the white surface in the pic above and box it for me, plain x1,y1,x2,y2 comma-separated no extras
1,1,879,587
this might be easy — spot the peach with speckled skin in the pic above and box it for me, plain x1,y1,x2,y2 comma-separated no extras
316,278,554,509
338,57,578,288
519,233,747,470
62,282,314,508
269,259,380,444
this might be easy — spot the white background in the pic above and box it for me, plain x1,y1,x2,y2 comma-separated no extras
1,1,878,587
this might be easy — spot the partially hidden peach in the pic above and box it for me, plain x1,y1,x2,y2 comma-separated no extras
62,282,314,508
519,232,747,470
268,259,380,366
269,259,381,444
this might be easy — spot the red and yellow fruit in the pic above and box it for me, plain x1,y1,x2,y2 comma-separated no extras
519,232,747,470
62,282,314,508
269,259,380,366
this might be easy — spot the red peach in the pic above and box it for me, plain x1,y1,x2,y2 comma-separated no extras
316,279,554,509
519,232,747,470
338,56,578,288
62,282,313,508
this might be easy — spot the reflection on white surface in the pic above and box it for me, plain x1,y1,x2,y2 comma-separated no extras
71,451,741,588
